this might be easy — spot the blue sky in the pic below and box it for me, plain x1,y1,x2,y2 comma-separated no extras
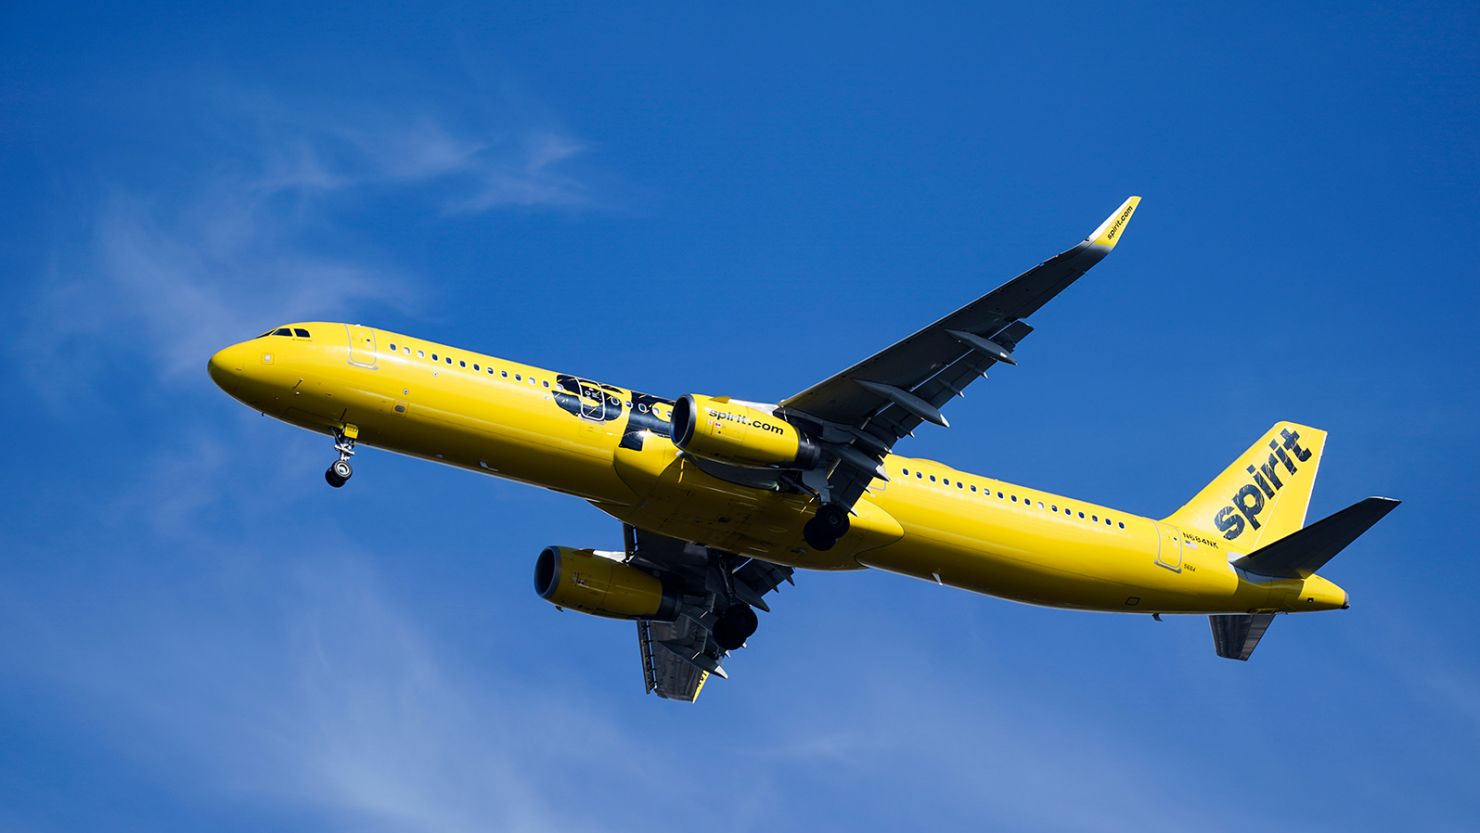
3,2,1479,831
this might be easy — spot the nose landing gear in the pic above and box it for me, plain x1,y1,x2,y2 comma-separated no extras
325,425,358,488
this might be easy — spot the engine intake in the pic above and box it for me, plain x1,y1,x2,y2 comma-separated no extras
670,394,820,468
534,546,680,620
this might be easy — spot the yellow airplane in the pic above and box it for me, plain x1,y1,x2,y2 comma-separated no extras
208,196,1399,701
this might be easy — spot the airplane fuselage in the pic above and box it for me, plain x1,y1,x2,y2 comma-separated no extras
208,322,1347,616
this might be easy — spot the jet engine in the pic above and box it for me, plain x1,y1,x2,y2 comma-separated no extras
534,546,680,620
670,394,821,468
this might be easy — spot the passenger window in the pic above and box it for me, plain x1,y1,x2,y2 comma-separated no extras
432,353,439,361
1037,501,1044,509
970,485,976,493
929,475,936,482
1106,518,1113,525
515,374,522,381
1011,495,1017,502
997,491,1004,498
404,347,410,355
473,364,480,371
943,478,950,486
1051,505,1058,512
487,367,495,374
1078,511,1085,518
957,482,964,489
273,328,292,336
1118,521,1126,529
543,381,551,388
502,370,509,378
417,350,425,358
459,360,466,367
902,468,910,476
446,357,452,364
915,471,923,479
295,328,310,338
1092,515,1099,522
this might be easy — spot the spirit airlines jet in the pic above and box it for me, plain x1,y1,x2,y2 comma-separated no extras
208,197,1399,702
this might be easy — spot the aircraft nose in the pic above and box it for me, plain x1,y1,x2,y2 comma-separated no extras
207,341,252,392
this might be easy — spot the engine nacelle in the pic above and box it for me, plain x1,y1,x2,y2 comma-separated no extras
534,546,680,620
670,394,821,468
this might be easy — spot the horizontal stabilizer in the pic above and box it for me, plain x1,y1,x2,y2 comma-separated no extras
1210,613,1276,661
1233,497,1401,579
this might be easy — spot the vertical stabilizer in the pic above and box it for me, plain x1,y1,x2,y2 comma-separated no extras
1163,422,1327,551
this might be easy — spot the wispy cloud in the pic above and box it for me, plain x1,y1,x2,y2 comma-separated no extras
21,88,597,401
736,668,1247,833
253,112,593,210
0,550,668,833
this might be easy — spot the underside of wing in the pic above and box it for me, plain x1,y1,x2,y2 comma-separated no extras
639,618,711,702
626,526,795,702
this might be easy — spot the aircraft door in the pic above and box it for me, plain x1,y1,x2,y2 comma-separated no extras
1154,523,1184,572
346,324,378,368
574,378,616,422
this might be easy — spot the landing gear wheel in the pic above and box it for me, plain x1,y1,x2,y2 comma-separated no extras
325,427,357,489
713,604,759,651
815,503,850,537
803,517,837,551
804,503,850,550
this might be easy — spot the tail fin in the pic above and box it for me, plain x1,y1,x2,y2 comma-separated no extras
1163,422,1327,551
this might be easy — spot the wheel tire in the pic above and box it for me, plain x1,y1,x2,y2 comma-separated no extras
331,459,353,480
325,467,346,488
803,517,836,551
713,604,758,651
816,504,850,536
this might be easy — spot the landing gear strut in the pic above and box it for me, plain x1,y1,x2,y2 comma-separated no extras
324,426,357,488
803,503,850,551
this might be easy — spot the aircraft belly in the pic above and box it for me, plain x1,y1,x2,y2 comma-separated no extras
298,360,637,503
606,445,900,569
866,492,1250,612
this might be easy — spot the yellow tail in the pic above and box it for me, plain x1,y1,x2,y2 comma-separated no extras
1163,422,1327,552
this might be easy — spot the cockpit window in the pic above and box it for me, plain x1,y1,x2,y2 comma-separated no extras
293,328,310,338
272,328,292,336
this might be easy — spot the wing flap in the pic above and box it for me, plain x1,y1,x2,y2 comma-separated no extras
639,618,710,702
628,527,795,703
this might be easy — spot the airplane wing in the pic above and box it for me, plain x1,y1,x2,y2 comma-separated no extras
625,525,794,702
780,196,1140,509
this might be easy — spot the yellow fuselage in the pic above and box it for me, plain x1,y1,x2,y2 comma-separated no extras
209,323,1347,616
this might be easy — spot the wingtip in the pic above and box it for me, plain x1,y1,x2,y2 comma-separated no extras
1087,195,1141,250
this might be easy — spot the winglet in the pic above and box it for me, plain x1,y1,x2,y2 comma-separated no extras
1086,196,1141,250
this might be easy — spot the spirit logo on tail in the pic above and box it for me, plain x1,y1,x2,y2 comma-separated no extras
1214,428,1313,540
